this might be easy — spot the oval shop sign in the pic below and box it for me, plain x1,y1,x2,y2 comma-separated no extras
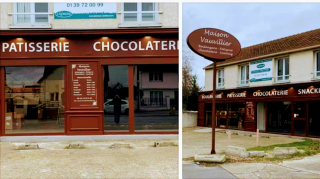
187,28,241,61
257,64,265,68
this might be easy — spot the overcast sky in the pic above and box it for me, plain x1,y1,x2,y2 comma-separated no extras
183,3,320,90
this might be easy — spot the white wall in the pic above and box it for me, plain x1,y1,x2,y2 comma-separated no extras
204,49,319,91
0,3,178,30
183,111,198,128
141,72,178,89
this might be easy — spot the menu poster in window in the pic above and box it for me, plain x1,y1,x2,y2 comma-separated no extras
246,101,255,121
70,62,98,108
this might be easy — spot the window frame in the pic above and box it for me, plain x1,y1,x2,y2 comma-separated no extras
275,57,290,82
315,51,320,79
239,64,249,86
149,72,163,82
217,69,225,88
10,3,51,27
120,3,161,27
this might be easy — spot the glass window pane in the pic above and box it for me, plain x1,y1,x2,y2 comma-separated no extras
317,52,320,72
35,3,48,12
285,58,289,76
278,59,283,77
134,65,178,131
4,66,65,134
35,15,48,23
142,13,154,21
142,3,154,11
241,66,245,81
103,66,129,131
246,65,249,81
124,3,137,11
267,102,291,134
124,13,137,21
17,3,31,24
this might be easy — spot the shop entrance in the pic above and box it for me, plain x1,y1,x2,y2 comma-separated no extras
292,101,307,136
103,65,129,131
267,101,291,134
308,101,320,137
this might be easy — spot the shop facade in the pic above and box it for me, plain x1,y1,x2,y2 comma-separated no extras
198,28,320,137
0,29,179,136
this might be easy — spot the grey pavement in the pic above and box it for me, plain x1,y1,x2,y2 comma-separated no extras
183,127,303,159
0,140,178,179
219,156,320,179
183,163,237,179
183,127,320,179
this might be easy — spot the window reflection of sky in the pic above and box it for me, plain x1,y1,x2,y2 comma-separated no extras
5,67,44,87
108,66,128,87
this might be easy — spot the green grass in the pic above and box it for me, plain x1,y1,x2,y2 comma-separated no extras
247,139,320,152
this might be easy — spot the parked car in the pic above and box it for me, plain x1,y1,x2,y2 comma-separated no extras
104,99,129,114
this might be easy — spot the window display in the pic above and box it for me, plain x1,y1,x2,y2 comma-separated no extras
4,66,65,133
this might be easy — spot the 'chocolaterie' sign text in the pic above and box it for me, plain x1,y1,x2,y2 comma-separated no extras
187,28,241,60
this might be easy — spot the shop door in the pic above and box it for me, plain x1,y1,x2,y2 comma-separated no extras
292,101,307,136
103,65,129,132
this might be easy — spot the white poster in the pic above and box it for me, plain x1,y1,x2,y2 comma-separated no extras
249,59,273,82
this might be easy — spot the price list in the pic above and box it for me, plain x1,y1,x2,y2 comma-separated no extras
71,63,98,107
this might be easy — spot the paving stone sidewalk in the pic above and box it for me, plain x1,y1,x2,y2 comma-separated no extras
1,139,178,179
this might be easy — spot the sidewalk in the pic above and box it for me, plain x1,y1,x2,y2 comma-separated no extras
183,127,303,159
0,138,178,179
219,154,320,178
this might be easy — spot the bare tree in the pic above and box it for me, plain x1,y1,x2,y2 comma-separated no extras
182,46,195,96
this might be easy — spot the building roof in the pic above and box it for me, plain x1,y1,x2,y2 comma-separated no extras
204,28,320,69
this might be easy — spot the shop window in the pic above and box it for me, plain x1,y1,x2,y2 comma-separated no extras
4,66,65,134
103,65,129,131
267,102,291,134
239,65,249,86
217,69,224,88
309,101,320,137
149,72,163,82
315,51,320,78
11,3,50,27
276,57,290,82
134,65,178,131
121,3,160,27
228,103,245,130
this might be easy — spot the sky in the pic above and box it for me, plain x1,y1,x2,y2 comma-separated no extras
183,2,320,90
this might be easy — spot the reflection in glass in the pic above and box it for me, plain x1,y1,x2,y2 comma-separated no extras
267,102,291,134
309,101,320,137
227,103,245,130
103,66,129,131
4,66,65,134
134,65,178,131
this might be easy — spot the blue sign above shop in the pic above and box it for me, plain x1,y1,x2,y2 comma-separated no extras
249,59,273,82
54,3,117,19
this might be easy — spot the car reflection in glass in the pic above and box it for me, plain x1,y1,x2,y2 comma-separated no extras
104,99,129,115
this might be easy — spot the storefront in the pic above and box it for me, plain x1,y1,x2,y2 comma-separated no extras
198,82,320,137
0,29,179,136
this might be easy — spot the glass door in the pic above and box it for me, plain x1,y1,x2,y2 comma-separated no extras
103,65,129,131
292,101,307,136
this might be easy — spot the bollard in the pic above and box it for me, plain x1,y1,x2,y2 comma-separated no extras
227,131,232,146
256,129,260,146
